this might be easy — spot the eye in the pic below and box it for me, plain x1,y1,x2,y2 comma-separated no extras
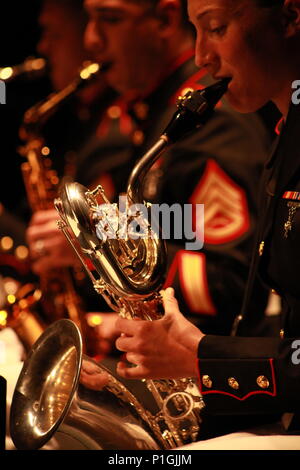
100,15,123,24
95,10,124,25
209,25,226,36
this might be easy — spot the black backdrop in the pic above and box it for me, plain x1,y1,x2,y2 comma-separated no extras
0,2,51,220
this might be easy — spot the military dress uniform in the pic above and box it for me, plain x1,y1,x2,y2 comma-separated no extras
197,102,300,433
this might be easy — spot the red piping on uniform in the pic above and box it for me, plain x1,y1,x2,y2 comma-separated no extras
163,252,180,289
275,117,284,136
198,358,277,400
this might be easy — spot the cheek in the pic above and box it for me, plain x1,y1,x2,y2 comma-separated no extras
112,30,137,59
242,25,278,79
222,34,265,85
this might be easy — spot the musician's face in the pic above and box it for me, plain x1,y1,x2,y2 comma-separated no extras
38,1,87,90
84,0,166,95
188,0,288,113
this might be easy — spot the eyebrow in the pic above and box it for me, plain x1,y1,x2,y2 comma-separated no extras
84,1,124,14
196,9,215,20
92,6,123,13
194,5,240,22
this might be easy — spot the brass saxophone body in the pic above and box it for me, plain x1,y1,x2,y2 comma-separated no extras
4,62,103,350
10,79,230,449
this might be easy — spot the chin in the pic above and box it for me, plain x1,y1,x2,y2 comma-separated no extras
106,72,126,94
226,92,262,114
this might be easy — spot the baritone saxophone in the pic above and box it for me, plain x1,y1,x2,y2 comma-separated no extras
10,79,230,450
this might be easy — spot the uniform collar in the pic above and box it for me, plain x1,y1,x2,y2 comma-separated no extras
265,103,300,198
125,48,196,122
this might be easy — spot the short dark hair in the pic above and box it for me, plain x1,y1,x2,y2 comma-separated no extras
255,0,284,6
40,0,86,15
42,0,85,8
130,0,192,32
39,0,87,25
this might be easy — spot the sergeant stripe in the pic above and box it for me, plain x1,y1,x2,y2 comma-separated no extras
164,251,217,316
190,160,250,245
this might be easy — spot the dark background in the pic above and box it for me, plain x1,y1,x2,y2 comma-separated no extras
0,2,51,220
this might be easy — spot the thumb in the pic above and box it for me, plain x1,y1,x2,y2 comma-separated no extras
162,287,181,317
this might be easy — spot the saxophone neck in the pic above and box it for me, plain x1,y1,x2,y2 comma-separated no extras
19,61,103,139
126,78,230,205
127,136,169,205
21,81,79,137
0,57,47,83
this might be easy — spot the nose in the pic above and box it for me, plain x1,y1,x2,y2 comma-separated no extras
84,20,106,57
37,34,49,58
195,35,218,72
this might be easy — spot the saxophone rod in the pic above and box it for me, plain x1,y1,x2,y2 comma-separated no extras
127,136,169,204
0,57,47,82
127,77,230,204
22,61,106,130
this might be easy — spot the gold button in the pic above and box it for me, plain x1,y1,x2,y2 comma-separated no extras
133,102,149,120
228,377,239,390
107,105,121,119
259,241,265,256
132,130,145,146
280,329,285,339
202,375,212,389
257,376,270,389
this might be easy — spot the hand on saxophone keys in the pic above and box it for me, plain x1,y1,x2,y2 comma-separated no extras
80,359,110,391
115,288,205,380
26,209,79,273
33,239,48,258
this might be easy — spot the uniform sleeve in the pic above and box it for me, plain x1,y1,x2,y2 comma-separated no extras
161,107,271,335
197,335,300,416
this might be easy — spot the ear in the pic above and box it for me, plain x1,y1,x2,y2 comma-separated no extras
154,0,182,37
282,0,300,37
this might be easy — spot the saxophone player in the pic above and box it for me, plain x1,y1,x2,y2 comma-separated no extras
2,0,114,449
26,0,118,318
114,0,300,450
27,0,274,361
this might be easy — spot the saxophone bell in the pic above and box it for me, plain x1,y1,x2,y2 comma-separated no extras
10,318,160,450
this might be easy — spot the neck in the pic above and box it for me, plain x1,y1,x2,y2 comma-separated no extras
273,83,294,120
125,34,195,103
272,56,300,119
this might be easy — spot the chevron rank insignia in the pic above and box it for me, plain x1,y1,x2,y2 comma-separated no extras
189,159,250,245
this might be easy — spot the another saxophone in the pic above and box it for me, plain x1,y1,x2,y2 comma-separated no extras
10,79,230,450
4,62,104,350
0,56,47,83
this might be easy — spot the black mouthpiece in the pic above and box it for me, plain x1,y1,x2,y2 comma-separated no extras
163,77,231,143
